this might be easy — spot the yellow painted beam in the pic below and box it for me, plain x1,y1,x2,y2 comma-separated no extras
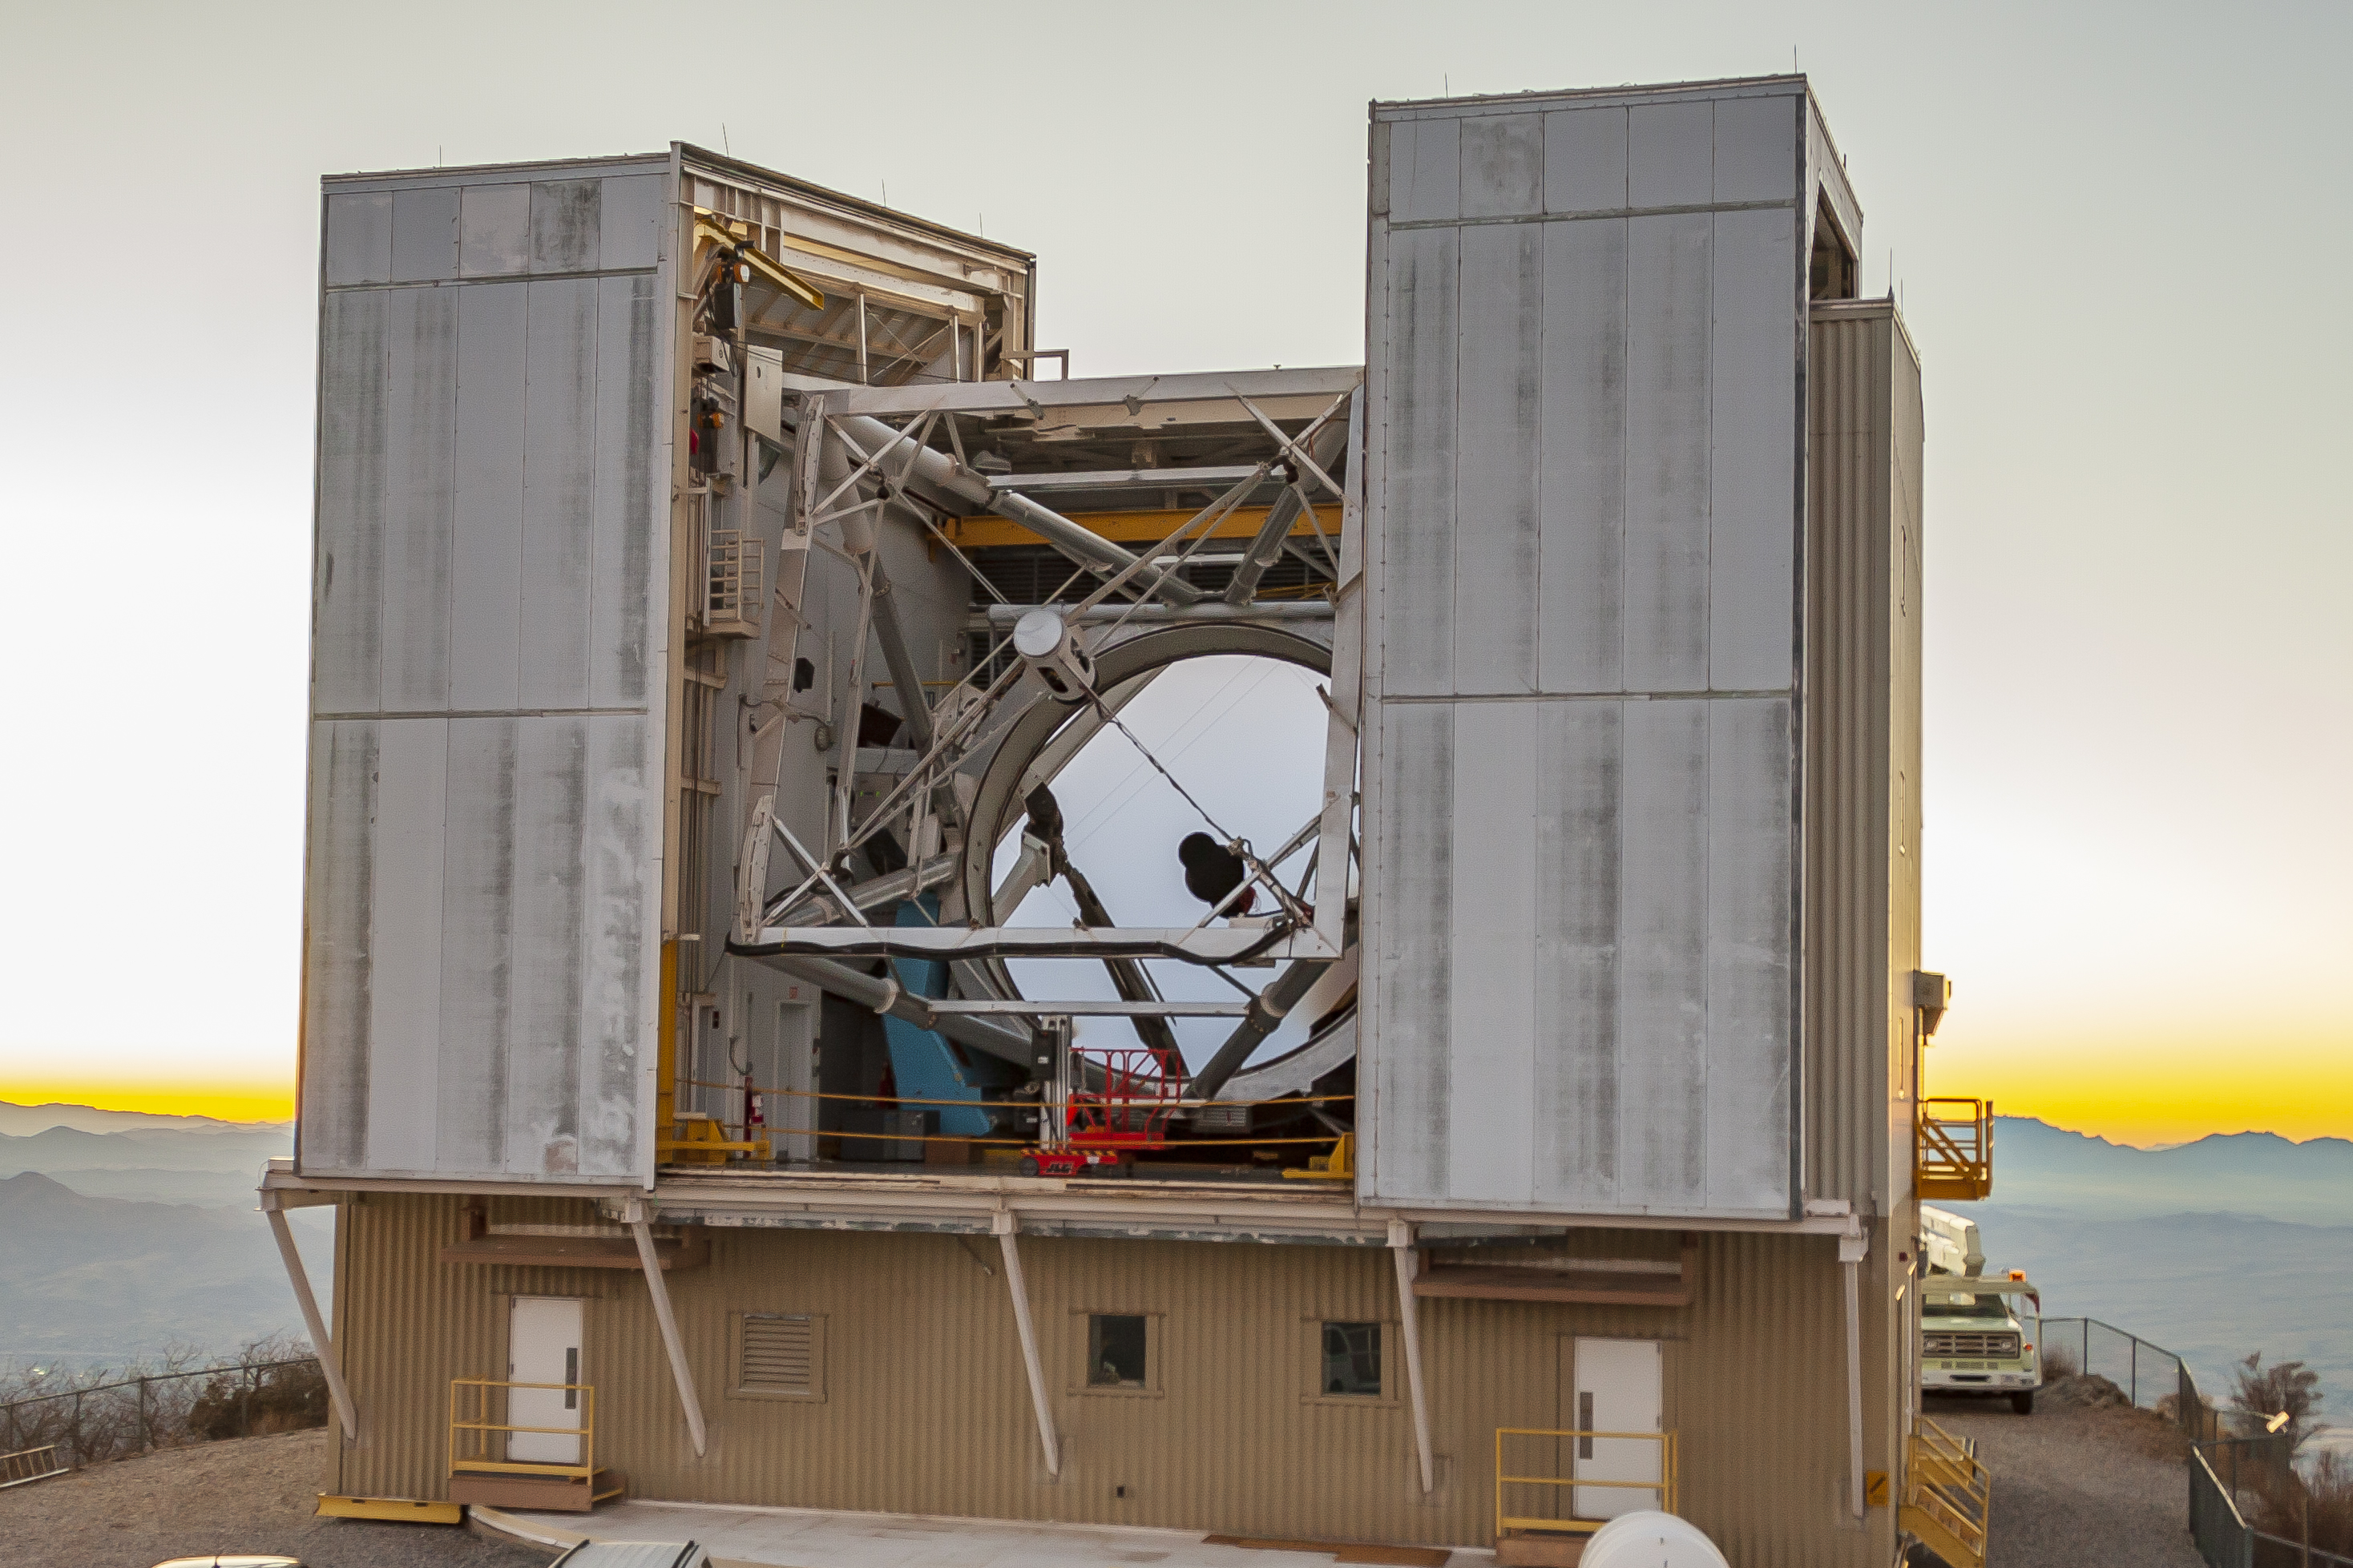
316,1494,462,1524
945,506,1322,551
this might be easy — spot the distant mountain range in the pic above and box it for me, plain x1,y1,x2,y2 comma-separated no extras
1979,1115,2353,1225
0,1102,317,1367
0,1173,331,1366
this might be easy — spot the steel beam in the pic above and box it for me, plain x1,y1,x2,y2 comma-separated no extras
993,1213,1061,1477
261,1199,359,1443
1390,1219,1435,1495
632,1207,708,1457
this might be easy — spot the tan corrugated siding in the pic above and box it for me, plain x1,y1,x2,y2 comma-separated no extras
1804,302,1925,1213
335,1195,1895,1562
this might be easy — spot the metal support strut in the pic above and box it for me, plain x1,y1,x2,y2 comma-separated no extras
260,1195,359,1442
629,1201,708,1457
994,1211,1061,1477
1841,1227,1869,1520
1390,1219,1435,1494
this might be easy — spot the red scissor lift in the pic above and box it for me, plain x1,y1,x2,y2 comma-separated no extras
1019,1045,1182,1177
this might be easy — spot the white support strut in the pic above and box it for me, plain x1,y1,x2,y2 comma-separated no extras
630,1207,709,1457
993,1211,1061,1477
261,1199,359,1443
1840,1228,1869,1520
1390,1219,1435,1495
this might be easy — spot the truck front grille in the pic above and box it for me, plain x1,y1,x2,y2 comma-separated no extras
1926,1331,2020,1359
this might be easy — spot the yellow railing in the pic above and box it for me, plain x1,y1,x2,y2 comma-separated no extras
449,1379,597,1481
1902,1416,1990,1568
1917,1097,1994,1200
1495,1426,1679,1538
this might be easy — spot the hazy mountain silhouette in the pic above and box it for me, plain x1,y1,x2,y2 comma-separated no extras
1982,1116,2353,1224
0,1173,330,1365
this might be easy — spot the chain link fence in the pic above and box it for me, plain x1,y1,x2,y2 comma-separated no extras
0,1352,327,1472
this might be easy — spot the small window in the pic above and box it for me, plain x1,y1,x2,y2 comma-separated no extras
1088,1314,1149,1389
733,1312,824,1401
1322,1321,1382,1397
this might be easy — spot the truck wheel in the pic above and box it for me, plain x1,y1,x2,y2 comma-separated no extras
1019,1155,1041,1177
2011,1391,2035,1416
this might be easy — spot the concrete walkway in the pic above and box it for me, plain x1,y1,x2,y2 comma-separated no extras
478,1499,1489,1568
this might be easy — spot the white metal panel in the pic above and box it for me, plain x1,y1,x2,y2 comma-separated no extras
531,179,601,272
1382,227,1458,696
390,185,459,283
379,286,457,712
325,192,392,286
1544,107,1628,216
1536,219,1627,695
590,273,660,709
1707,205,1799,691
298,720,376,1171
1614,700,1708,1210
1627,100,1713,209
1713,94,1798,204
1705,699,1794,1210
1363,701,1453,1202
1459,114,1544,220
579,711,655,1177
1389,117,1459,224
599,175,664,271
1451,224,1541,695
365,717,448,1174
1620,212,1712,693
507,717,589,1175
1447,702,1537,1203
519,278,599,710
313,289,386,715
451,280,527,711
1531,699,1620,1207
459,183,531,276
435,717,515,1169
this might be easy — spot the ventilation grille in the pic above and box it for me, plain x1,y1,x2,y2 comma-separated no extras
740,1314,817,1394
1924,1331,2020,1360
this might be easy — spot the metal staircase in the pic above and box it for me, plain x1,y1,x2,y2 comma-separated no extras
1901,1416,1990,1568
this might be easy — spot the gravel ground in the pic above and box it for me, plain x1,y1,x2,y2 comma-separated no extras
1926,1387,2203,1568
0,1428,558,1568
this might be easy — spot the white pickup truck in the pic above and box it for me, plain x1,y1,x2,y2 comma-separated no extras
1919,1204,2043,1415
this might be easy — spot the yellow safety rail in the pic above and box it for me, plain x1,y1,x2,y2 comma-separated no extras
448,1380,597,1482
1495,1426,1678,1538
1917,1097,1994,1200
1902,1416,1990,1568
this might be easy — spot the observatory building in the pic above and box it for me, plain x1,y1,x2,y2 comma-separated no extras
265,75,1989,1568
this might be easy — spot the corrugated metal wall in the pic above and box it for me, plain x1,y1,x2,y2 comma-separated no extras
330,1194,1898,1564
300,159,673,1184
1358,83,1819,1219
1802,301,1926,1212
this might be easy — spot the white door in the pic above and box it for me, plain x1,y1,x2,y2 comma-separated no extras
1572,1337,1663,1521
507,1297,584,1465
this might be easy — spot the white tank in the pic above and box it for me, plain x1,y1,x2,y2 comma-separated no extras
1577,1511,1730,1568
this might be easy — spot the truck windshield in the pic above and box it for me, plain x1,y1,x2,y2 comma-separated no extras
1930,1296,2013,1318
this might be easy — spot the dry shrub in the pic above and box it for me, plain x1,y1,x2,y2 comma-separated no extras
2041,1344,2081,1381
0,1334,324,1465
2247,1448,2353,1556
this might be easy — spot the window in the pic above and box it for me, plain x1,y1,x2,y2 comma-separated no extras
1088,1314,1148,1389
731,1312,825,1401
1322,1321,1382,1397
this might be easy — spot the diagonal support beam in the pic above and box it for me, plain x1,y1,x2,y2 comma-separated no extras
630,1204,708,1457
1841,1228,1869,1520
993,1212,1061,1476
1390,1219,1435,1494
261,1196,359,1443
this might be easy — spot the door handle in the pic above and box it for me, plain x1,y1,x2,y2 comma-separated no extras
1578,1392,1593,1459
565,1348,579,1410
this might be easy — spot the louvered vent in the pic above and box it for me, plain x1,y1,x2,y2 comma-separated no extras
739,1313,818,1397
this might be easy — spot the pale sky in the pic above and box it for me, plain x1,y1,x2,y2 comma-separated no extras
2,1,2345,1141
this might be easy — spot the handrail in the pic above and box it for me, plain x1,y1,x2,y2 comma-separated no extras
1917,1097,1994,1199
1905,1415,1991,1563
448,1379,597,1482
1494,1426,1678,1538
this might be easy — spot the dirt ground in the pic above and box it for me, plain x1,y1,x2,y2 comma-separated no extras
1926,1381,2202,1568
0,1428,558,1568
